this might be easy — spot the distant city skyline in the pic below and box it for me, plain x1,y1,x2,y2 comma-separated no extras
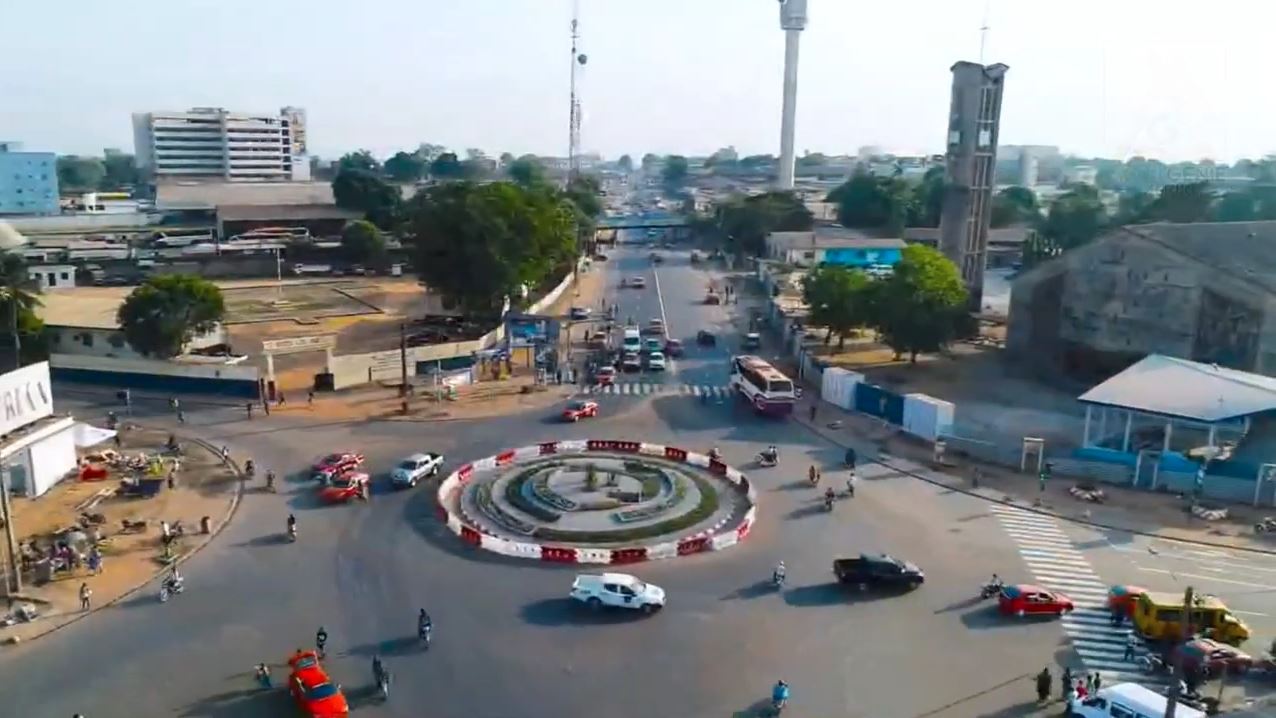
4,0,1273,163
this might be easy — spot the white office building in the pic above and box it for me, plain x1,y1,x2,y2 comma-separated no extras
132,107,310,182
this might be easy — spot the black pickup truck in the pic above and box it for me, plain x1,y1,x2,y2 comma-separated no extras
833,554,925,591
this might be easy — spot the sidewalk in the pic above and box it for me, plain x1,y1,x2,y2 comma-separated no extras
1,427,242,644
791,392,1276,555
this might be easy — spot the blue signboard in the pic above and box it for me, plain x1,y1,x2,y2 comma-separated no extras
504,313,561,349
823,247,903,268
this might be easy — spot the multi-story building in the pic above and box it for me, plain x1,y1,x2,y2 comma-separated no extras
0,142,60,216
132,106,310,183
939,61,1009,309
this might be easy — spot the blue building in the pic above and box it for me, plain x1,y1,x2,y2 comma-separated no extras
766,228,905,269
0,142,59,216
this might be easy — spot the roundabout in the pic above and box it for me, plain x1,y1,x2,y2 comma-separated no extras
439,439,758,562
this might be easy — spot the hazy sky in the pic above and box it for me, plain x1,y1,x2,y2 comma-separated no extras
4,0,1273,163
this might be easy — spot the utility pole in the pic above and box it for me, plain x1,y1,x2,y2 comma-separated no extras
1164,584,1194,718
0,462,21,595
398,322,409,398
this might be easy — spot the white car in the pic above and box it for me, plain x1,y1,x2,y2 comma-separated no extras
622,352,643,372
570,573,665,614
646,352,666,371
390,452,444,488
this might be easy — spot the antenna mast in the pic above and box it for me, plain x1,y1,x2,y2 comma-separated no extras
568,0,584,182
978,0,991,63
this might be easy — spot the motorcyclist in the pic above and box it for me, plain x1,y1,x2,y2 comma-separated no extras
824,486,835,507
244,459,256,478
988,573,1002,589
287,513,297,533
166,567,182,590
772,679,790,706
372,654,384,683
808,465,817,484
772,561,786,585
255,662,272,688
709,447,721,461
762,445,778,463
266,470,276,491
316,626,328,655
846,470,856,496
845,447,857,468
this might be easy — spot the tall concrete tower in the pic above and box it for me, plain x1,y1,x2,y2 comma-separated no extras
777,0,808,190
939,60,1008,311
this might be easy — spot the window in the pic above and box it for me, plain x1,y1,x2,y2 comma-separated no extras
1108,703,1135,718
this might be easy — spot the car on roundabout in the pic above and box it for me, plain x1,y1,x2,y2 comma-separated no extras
288,649,349,717
390,452,444,489
562,400,600,422
833,554,924,591
313,452,364,482
594,365,617,386
998,584,1074,618
646,352,666,371
628,276,646,289
319,470,370,503
570,572,665,614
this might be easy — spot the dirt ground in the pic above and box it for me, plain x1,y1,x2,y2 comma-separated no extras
2,427,239,643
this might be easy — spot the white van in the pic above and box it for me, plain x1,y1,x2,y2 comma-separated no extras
622,327,642,353
1068,682,1205,718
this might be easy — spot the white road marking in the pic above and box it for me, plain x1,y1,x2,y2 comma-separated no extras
648,260,677,374
1231,610,1270,617
1135,567,1276,591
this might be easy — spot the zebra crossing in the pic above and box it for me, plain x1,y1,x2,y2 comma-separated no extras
587,382,732,398
988,503,1163,687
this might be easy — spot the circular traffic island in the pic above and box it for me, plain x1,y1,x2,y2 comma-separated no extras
438,440,757,563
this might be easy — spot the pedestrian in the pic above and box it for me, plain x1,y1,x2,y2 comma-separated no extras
1061,666,1073,698
809,404,817,422
79,582,92,611
113,432,122,449
170,397,180,413
246,402,254,419
1034,667,1050,702
1074,679,1087,700
166,471,176,491
1091,672,1101,693
177,409,186,424
277,391,286,406
220,446,230,464
307,390,315,406
88,547,102,575
1123,630,1138,661
161,520,171,540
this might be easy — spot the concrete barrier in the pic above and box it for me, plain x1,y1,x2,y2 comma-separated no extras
576,548,612,564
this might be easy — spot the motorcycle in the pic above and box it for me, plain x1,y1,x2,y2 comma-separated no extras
772,572,785,589
845,474,856,498
419,624,432,649
980,580,1005,599
708,448,722,462
287,524,297,543
158,575,185,603
377,671,391,700
771,684,790,714
756,452,777,468
1256,517,1276,533
823,493,835,512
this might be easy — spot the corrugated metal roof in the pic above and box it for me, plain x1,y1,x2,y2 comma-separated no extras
1078,354,1276,422
216,204,359,222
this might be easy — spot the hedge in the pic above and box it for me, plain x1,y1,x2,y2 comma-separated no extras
533,473,721,544
503,470,561,523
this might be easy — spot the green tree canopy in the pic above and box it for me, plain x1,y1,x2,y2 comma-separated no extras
1137,182,1215,223
1040,186,1107,251
337,150,380,174
101,153,140,189
990,185,1040,227
0,252,44,367
869,245,969,362
640,153,659,171
57,156,106,192
662,155,689,186
801,265,873,349
384,151,426,182
116,275,225,359
429,152,464,180
828,172,915,235
797,152,829,167
332,169,402,230
341,220,387,264
564,175,603,222
906,166,946,228
403,182,577,314
617,154,634,172
723,192,814,256
507,155,547,187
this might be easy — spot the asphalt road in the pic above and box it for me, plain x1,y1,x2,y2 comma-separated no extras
3,236,1158,718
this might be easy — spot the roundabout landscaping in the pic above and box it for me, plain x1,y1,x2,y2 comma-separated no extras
437,440,757,563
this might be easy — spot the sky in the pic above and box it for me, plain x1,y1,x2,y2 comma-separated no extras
4,0,1274,163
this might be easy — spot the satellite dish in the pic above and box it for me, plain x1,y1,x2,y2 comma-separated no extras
577,53,588,65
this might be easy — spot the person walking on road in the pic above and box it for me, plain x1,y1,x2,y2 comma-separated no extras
1123,631,1138,661
1034,667,1051,702
79,582,92,611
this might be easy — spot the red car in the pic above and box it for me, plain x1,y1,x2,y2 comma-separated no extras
664,338,684,357
313,452,364,481
1107,584,1148,617
594,366,616,386
319,471,370,503
288,650,349,717
562,400,599,422
1173,638,1253,677
998,584,1074,618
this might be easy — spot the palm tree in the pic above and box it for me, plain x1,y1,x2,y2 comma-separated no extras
0,251,41,370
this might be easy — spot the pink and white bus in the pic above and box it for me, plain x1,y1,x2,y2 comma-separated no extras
729,355,797,417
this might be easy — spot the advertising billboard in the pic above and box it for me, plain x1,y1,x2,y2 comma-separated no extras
0,361,53,436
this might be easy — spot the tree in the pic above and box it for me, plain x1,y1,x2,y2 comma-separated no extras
829,172,914,235
563,175,603,223
801,265,873,349
337,150,380,174
384,151,426,182
640,153,660,171
0,251,43,368
661,155,689,186
341,220,387,264
507,155,547,187
715,191,813,256
907,166,945,228
101,153,140,189
332,169,403,230
990,185,1040,227
57,156,106,192
116,275,225,359
1040,186,1107,251
415,143,447,164
498,152,515,167
1213,191,1258,222
429,152,463,180
868,245,968,362
617,154,634,173
310,156,336,181
797,152,829,167
403,181,577,314
1138,182,1214,223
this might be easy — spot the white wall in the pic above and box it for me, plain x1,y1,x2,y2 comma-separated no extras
28,427,76,497
50,353,259,381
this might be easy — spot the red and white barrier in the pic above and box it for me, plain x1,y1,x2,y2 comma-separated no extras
435,440,758,564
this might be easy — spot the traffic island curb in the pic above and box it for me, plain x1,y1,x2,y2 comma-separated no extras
791,404,1276,557
435,440,757,564
2,430,245,647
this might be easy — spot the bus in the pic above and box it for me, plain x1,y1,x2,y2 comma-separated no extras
229,226,310,243
154,229,216,247
729,355,797,417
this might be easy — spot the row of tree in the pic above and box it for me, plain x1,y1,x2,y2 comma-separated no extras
801,245,970,362
56,154,141,192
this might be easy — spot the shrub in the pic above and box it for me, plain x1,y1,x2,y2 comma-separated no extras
503,471,560,523
476,483,536,534
584,464,599,491
530,475,577,511
533,473,721,544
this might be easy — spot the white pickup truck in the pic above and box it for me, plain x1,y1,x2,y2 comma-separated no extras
390,452,445,488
